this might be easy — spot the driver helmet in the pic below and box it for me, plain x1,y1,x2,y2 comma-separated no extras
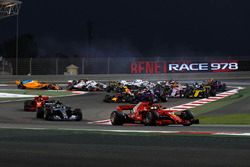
55,101,61,107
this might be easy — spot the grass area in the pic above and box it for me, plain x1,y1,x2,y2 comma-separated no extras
192,86,250,115
199,114,250,125
191,86,250,124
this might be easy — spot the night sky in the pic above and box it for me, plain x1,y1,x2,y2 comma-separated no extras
0,0,250,57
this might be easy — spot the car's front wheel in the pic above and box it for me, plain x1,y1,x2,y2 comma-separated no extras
45,109,53,120
73,108,82,121
110,111,125,125
144,111,158,126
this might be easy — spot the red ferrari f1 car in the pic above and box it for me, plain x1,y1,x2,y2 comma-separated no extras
110,102,199,126
24,95,49,111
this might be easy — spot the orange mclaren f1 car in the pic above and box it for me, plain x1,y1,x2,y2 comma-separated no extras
16,80,62,90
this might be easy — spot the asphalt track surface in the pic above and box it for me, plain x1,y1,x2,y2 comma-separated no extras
0,129,250,167
1,86,250,167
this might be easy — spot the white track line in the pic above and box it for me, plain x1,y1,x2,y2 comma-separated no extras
0,84,8,86
1,126,250,137
0,90,88,103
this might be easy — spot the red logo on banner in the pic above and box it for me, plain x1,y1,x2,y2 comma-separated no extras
130,60,239,74
131,61,164,74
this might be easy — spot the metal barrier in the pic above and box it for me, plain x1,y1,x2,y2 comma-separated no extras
0,57,130,75
1,71,250,84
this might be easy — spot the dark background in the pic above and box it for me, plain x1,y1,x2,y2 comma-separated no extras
1,0,250,58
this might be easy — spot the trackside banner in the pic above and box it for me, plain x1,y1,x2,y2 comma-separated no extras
130,60,249,74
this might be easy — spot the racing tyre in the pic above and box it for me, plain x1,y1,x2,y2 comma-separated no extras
45,109,53,120
144,111,158,126
184,90,192,98
179,90,185,98
36,108,45,119
18,84,26,89
24,100,36,111
160,96,168,102
66,85,73,90
110,111,125,125
182,121,192,126
73,108,82,121
210,89,217,97
103,95,111,103
181,110,194,119
181,110,194,126
202,92,209,98
106,86,112,93
47,84,54,90
221,84,226,92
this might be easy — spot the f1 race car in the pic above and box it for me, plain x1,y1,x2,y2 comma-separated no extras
36,100,82,121
16,80,62,90
106,80,155,93
206,79,227,92
104,89,161,104
67,79,107,91
110,102,199,126
24,95,49,111
184,83,215,98
103,93,135,103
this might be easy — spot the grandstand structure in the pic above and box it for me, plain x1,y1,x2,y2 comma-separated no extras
0,0,22,19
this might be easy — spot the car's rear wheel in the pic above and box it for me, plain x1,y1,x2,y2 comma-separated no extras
181,110,194,126
110,111,125,125
210,89,216,96
48,84,55,90
181,110,194,119
160,96,168,102
18,84,26,89
221,84,226,92
106,86,112,93
66,85,73,90
182,121,192,126
24,100,36,111
36,108,45,119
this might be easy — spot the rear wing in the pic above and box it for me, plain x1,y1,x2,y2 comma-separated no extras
34,96,49,101
116,105,135,111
